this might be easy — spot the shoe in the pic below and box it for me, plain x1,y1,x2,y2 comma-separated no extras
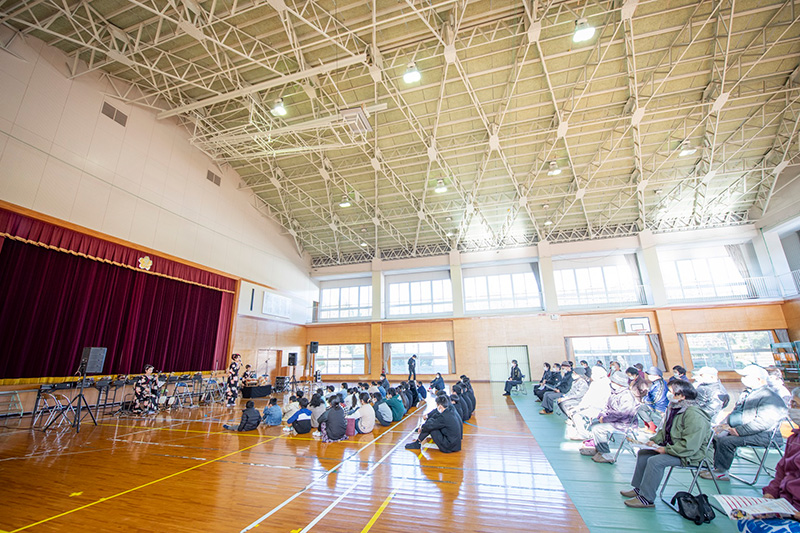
624,497,654,509
282,426,292,432
582,439,595,447
643,422,657,433
312,431,321,438
426,443,439,450
539,409,550,415
699,470,729,481
502,393,511,396
579,447,596,456
592,453,614,464
535,399,542,403
620,489,637,498
405,441,421,450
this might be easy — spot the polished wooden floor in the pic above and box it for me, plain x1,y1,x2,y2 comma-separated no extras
0,384,587,532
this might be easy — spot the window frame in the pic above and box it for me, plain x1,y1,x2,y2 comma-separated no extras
385,341,453,375
314,344,368,375
684,331,775,371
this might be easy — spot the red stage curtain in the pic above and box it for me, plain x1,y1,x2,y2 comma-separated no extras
0,207,235,292
0,238,227,378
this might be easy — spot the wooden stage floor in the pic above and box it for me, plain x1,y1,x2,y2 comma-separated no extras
0,383,587,532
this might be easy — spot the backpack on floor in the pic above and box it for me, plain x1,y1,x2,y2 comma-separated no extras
671,491,715,525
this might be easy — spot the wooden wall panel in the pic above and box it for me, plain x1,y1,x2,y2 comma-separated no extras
670,303,787,333
231,316,305,379
783,298,800,341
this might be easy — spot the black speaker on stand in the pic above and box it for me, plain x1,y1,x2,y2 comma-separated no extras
309,342,319,354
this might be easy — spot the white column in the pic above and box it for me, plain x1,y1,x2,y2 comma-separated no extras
638,230,667,306
371,255,384,320
759,229,794,294
449,249,464,317
537,240,559,313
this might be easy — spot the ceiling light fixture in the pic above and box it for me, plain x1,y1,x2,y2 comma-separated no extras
271,98,287,117
434,179,447,193
403,62,421,84
678,140,697,157
360,242,368,247
339,195,351,208
547,161,562,176
544,219,553,226
573,18,595,43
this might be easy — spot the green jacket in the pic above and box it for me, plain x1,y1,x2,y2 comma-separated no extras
386,396,405,422
653,402,712,467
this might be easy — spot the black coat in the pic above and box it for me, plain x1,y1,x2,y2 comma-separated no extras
509,365,523,381
452,396,467,422
458,392,474,419
463,384,476,409
555,371,574,394
319,406,347,440
237,407,261,431
421,405,463,453
408,357,416,370
430,376,445,391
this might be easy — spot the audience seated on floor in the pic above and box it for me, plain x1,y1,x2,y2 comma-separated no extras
619,380,713,509
347,392,376,434
262,398,282,426
285,397,312,435
224,400,261,432
315,394,348,443
581,370,639,463
308,394,326,428
372,392,393,426
453,384,473,420
638,366,669,433
701,365,787,482
405,395,463,453
386,388,406,422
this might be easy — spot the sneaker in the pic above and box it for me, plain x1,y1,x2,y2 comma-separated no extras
404,441,421,450
699,470,729,481
282,426,292,432
502,393,511,397
592,453,615,464
312,431,322,438
539,409,551,415
582,439,595,448
620,489,637,498
624,497,654,509
579,447,596,456
425,443,439,450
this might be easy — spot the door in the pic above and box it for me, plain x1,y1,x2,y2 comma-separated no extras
488,346,531,382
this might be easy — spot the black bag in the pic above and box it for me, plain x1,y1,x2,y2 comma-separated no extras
671,491,715,525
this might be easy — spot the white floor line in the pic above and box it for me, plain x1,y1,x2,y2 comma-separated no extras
240,406,423,533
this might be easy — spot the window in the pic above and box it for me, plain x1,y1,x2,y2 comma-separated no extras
685,331,774,370
315,344,366,374
571,335,652,369
386,342,452,375
661,257,747,301
319,285,372,320
387,279,452,316
554,263,643,307
463,268,541,311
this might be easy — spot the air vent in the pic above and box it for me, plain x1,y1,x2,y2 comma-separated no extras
206,170,221,186
101,101,127,126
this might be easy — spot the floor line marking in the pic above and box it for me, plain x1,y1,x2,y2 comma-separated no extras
360,489,397,533
8,436,278,533
240,406,423,533
296,423,422,533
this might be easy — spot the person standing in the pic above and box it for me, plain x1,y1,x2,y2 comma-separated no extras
133,364,158,415
408,354,417,381
225,354,242,407
503,359,523,396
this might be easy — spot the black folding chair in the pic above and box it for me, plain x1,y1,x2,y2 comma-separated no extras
659,434,721,512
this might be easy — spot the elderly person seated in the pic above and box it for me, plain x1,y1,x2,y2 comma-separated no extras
566,366,612,441
580,371,639,463
738,387,800,533
620,380,713,508
627,366,649,403
555,368,589,419
692,366,729,423
700,365,787,482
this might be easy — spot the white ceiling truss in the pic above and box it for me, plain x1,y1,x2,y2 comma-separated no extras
3,0,800,267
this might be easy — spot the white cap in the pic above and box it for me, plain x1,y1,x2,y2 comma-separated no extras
736,365,768,381
694,366,718,379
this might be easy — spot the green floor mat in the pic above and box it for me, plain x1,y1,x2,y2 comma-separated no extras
511,391,777,532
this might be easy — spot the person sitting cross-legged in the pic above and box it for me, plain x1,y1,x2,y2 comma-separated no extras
404,395,463,453
700,365,787,482
620,380,713,509
347,392,376,434
262,397,283,426
580,370,639,463
223,400,261,431
285,397,312,435
386,388,406,422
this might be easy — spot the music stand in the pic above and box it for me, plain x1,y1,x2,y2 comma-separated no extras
44,347,107,434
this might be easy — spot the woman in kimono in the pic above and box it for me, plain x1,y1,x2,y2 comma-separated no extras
225,354,242,407
133,365,157,414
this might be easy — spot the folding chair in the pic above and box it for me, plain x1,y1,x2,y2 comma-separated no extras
659,435,721,512
511,375,527,395
611,428,641,463
729,422,788,486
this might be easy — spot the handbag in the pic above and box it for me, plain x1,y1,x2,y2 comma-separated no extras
670,491,715,525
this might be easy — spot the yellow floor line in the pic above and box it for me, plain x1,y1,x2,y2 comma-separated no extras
360,489,398,533
9,436,278,533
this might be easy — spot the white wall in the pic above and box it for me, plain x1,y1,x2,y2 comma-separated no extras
0,33,316,308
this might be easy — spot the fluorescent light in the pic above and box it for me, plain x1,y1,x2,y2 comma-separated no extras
403,62,421,84
547,161,562,176
434,179,447,193
678,140,697,157
573,18,595,43
339,195,351,208
446,232,453,237
271,98,287,117
360,242,368,247
544,219,553,226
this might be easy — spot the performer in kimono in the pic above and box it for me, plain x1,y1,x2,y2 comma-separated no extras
225,354,242,407
133,364,157,414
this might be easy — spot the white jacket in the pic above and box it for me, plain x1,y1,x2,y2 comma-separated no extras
576,376,611,419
